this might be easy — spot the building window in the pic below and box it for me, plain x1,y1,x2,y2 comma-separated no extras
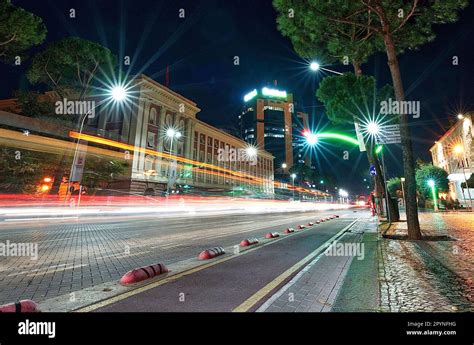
149,108,157,125
147,131,156,148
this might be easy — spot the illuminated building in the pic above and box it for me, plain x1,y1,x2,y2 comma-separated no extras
0,75,274,196
429,113,473,207
239,86,294,171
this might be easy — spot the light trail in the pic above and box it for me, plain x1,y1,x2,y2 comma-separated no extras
0,197,352,222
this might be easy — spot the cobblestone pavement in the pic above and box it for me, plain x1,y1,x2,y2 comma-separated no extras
0,210,348,305
379,211,474,312
258,216,373,312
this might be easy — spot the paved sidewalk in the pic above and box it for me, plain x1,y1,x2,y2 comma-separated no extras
258,211,474,313
258,217,375,312
379,212,474,312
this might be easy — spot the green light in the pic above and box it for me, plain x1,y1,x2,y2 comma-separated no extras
375,145,383,154
244,89,257,102
314,133,359,146
428,180,438,211
262,87,287,98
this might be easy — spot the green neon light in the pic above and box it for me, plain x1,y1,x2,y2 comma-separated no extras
314,133,359,146
375,145,383,154
431,186,438,210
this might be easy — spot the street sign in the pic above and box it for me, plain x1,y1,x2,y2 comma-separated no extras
369,165,376,176
383,124,400,131
353,122,366,152
376,125,401,144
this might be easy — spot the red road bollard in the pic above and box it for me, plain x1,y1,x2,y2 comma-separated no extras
315,220,320,224
119,263,168,285
297,224,306,229
265,232,280,239
0,300,39,313
320,218,325,222
285,228,295,233
240,238,259,247
334,215,340,218
308,222,314,226
198,247,226,260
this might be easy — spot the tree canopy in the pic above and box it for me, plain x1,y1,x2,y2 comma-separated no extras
27,37,117,100
0,0,47,64
273,0,384,70
387,177,401,196
415,163,449,200
316,72,394,126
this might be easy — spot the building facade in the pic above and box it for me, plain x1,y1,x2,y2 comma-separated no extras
0,75,275,196
429,113,473,206
92,75,275,196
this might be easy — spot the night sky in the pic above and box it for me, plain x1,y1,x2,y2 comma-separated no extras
1,0,473,194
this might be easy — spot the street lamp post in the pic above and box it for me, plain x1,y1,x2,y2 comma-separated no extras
166,128,182,196
369,123,392,222
309,61,343,75
291,173,297,200
400,177,406,208
66,86,128,204
428,179,438,212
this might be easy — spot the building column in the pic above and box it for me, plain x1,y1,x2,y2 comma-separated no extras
156,106,167,176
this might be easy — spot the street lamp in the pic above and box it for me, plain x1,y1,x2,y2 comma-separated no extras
309,61,343,75
291,173,297,200
245,146,257,158
400,177,406,208
281,163,287,169
67,85,129,202
166,127,182,196
367,121,380,136
427,179,438,212
110,86,127,101
303,130,318,146
457,113,464,120
309,62,320,71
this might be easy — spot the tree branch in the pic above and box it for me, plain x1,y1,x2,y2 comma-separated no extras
393,0,419,33
0,33,16,46
325,15,382,34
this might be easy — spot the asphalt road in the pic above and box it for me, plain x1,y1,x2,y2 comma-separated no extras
89,213,360,312
0,207,361,307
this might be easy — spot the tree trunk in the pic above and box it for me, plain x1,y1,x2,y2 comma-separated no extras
352,61,363,77
380,27,421,239
368,148,385,215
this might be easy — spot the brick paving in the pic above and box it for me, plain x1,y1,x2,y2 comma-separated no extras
379,211,474,312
